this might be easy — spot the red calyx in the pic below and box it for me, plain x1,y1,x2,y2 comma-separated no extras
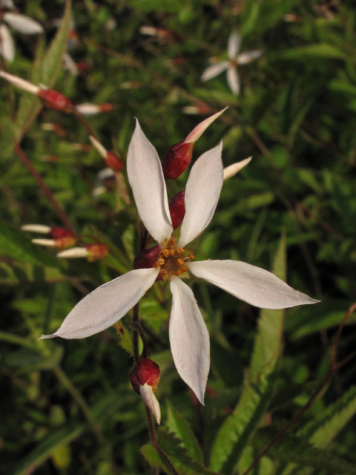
129,358,160,394
105,151,124,172
38,89,74,113
134,245,160,270
86,244,109,262
99,103,113,112
161,141,194,180
50,228,75,239
169,191,185,229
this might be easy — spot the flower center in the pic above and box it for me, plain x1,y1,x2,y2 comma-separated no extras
154,235,195,281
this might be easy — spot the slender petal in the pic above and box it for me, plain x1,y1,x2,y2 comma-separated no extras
127,119,173,244
169,276,210,404
32,239,55,247
201,61,229,82
75,103,100,115
90,136,108,159
0,24,15,61
237,50,262,65
3,13,43,34
223,157,252,180
188,260,319,309
21,224,51,234
227,66,240,95
140,383,161,424
184,107,228,144
0,71,39,94
57,248,88,259
228,30,241,60
39,268,159,339
178,142,223,248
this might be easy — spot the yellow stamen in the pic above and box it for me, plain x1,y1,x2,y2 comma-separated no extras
181,266,188,273
169,249,175,256
189,254,195,260
177,258,184,266
157,257,165,266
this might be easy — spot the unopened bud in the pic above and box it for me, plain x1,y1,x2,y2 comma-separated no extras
86,244,109,262
38,89,74,113
76,103,113,116
162,107,227,180
223,157,252,180
183,101,212,116
32,236,75,250
90,136,124,172
134,245,161,270
130,358,161,424
0,71,39,95
24,225,76,249
169,191,185,229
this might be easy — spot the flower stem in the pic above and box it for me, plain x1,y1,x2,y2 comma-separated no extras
133,302,140,362
73,109,99,140
14,143,74,233
145,406,179,475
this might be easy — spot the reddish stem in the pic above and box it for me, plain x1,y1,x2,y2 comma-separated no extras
14,143,74,233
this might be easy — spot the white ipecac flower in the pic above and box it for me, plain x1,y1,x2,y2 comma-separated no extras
201,30,262,95
40,121,318,404
0,5,43,62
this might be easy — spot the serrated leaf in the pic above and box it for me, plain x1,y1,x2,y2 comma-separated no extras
0,222,60,268
142,428,220,475
256,428,356,474
166,400,203,463
210,234,286,474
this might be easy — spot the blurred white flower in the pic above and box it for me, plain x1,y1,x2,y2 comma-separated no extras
40,120,318,404
0,4,43,61
201,30,262,95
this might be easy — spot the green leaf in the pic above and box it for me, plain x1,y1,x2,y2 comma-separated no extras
298,385,356,448
13,422,85,475
166,400,203,463
42,0,72,87
130,0,182,13
256,428,356,474
141,428,219,475
209,234,286,474
14,1,72,141
0,222,60,268
280,44,351,61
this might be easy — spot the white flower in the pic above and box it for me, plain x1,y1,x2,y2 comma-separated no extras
40,121,318,404
201,30,262,95
0,7,43,62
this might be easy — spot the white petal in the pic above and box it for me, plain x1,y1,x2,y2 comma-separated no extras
188,260,319,309
140,383,161,424
201,61,229,82
21,224,51,234
227,66,240,95
228,30,241,60
90,136,108,159
75,103,100,115
32,239,55,247
178,142,223,248
127,119,172,244
57,248,88,259
39,268,159,339
98,167,115,181
4,13,43,34
237,50,262,65
169,276,210,404
184,107,228,144
0,71,39,94
223,157,252,180
0,24,15,61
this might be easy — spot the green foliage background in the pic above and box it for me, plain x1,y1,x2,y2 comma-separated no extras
1,0,356,474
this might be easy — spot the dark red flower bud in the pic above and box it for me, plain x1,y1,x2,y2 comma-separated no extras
161,141,195,180
129,358,160,395
169,191,185,229
38,89,74,113
105,151,124,172
133,245,161,270
99,103,113,112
